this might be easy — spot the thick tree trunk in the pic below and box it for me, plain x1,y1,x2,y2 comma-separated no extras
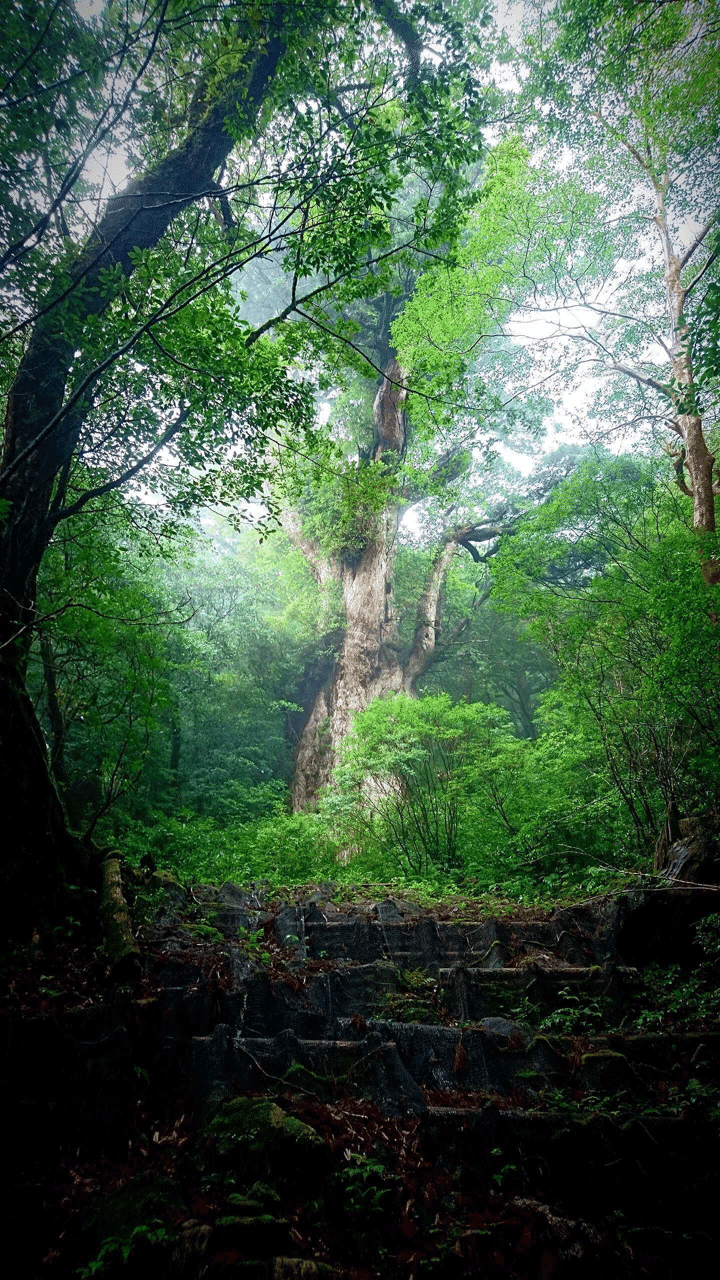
679,410,720,585
291,512,406,808
290,520,496,808
291,360,409,808
0,658,86,938
289,361,509,808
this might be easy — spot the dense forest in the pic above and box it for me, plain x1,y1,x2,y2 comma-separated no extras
4,5,720,1279
1,0,719,923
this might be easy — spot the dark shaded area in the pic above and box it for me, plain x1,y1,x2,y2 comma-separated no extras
3,882,720,1277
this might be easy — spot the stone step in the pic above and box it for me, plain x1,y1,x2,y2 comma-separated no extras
223,958,642,1039
439,962,641,1021
191,1018,720,1116
297,916,591,969
213,899,626,968
151,957,644,1044
184,881,720,971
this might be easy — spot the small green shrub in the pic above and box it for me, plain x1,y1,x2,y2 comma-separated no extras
121,808,340,887
77,1221,171,1277
635,913,720,1029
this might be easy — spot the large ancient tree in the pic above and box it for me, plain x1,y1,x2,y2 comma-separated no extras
0,0,487,930
281,140,545,807
284,357,514,809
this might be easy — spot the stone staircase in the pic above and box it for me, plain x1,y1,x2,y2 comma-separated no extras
144,885,689,1110
127,881,720,1275
8,878,720,1278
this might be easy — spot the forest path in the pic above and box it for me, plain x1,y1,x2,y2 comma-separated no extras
6,880,720,1278
141,881,720,1276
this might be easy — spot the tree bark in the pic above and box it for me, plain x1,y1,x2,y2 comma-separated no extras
0,660,86,938
655,184,720,583
290,519,500,808
100,856,142,982
289,371,407,809
39,632,69,801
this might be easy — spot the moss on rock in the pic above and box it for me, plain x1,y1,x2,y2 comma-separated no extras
272,1261,335,1279
201,1097,327,1190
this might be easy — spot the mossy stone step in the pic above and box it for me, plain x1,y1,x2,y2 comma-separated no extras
212,958,642,1044
439,963,641,1021
192,1018,720,1116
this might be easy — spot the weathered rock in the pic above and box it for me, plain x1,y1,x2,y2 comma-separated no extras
347,1030,426,1115
201,1096,327,1187
273,906,307,959
580,1049,634,1093
615,888,720,965
654,811,720,884
149,869,189,910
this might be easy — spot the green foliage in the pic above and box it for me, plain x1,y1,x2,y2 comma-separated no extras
635,914,720,1030
416,565,554,738
325,693,508,877
152,524,324,817
122,809,340,888
186,922,224,943
323,687,638,894
236,926,271,966
28,496,185,835
334,1152,396,1214
31,510,331,841
0,0,494,509
689,278,720,414
331,1152,398,1261
9,0,717,912
377,969,443,1023
493,451,720,842
392,136,536,432
537,987,605,1035
298,452,398,562
77,1221,171,1278
509,0,720,470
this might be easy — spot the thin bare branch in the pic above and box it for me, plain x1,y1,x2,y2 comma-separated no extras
679,214,718,273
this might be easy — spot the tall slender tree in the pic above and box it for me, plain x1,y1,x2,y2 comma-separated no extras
512,0,720,580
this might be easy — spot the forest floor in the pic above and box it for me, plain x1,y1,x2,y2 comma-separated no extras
4,877,720,1279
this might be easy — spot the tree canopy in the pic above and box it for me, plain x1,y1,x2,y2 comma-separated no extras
1,0,719,924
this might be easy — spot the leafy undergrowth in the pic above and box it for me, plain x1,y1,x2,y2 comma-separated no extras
133,868,645,922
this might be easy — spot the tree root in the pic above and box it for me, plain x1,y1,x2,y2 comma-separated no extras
101,855,142,982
